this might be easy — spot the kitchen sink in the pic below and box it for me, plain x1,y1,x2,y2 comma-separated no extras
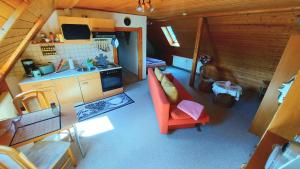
76,67,96,72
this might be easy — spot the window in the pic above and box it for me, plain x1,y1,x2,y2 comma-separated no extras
161,26,180,47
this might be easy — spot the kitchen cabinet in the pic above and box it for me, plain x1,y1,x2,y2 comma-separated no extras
89,18,115,32
54,77,83,105
19,81,59,108
78,72,103,103
19,71,122,106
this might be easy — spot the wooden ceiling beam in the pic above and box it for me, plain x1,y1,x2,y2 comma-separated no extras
189,17,205,87
200,6,300,17
0,1,29,42
0,17,43,81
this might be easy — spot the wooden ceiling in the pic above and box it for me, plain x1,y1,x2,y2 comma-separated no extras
54,0,300,19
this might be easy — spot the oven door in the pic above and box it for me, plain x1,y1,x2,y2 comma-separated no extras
100,69,123,92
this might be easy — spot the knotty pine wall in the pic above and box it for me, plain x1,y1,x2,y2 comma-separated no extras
148,17,214,65
148,11,300,89
0,0,54,73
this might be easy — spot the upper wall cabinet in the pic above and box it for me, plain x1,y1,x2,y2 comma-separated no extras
58,16,90,25
89,18,115,32
57,16,115,43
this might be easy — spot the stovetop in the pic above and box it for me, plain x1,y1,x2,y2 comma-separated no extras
96,63,121,70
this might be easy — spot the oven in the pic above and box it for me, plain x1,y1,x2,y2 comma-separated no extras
100,68,123,92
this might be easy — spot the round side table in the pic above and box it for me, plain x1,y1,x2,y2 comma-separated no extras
212,81,243,107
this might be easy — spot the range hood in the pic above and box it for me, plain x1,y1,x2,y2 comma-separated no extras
61,24,91,40
92,32,116,39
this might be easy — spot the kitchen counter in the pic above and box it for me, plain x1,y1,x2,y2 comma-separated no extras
19,66,122,84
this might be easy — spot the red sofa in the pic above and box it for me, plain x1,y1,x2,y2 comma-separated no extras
148,68,210,134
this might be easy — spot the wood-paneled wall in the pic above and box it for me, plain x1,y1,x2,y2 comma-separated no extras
251,34,300,137
148,11,300,89
148,17,213,64
208,11,300,89
0,0,24,27
0,0,54,78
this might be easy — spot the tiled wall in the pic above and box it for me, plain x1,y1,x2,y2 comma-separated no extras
9,39,114,77
6,39,114,96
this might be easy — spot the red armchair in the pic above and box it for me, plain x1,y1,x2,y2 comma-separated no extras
148,68,209,134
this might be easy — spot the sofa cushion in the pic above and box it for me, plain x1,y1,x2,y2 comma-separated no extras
161,75,179,103
177,100,204,120
170,105,191,120
154,67,163,82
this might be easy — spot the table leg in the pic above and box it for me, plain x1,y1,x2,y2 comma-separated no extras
73,124,85,158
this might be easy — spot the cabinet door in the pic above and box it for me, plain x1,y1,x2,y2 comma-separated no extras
54,77,83,105
89,18,115,32
79,79,103,103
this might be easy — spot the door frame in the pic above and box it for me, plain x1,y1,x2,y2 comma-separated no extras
115,27,143,80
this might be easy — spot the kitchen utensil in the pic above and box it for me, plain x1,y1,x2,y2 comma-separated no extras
37,62,55,75
21,59,36,77
68,58,75,70
85,59,94,71
32,69,42,78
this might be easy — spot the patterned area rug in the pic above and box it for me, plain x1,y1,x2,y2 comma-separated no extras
75,93,134,121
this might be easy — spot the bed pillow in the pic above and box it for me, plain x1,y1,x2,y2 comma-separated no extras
161,75,178,103
154,67,163,82
177,100,204,120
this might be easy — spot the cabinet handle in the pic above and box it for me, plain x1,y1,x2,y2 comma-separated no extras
81,82,89,85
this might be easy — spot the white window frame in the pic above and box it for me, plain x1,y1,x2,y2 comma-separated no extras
161,26,180,47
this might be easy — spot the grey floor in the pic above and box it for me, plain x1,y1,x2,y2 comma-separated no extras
122,68,139,86
74,66,260,169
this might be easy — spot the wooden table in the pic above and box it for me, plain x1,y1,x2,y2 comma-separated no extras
0,104,85,157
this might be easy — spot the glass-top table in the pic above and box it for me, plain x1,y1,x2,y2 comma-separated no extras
10,108,61,146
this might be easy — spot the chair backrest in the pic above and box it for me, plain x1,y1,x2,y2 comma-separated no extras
13,90,50,116
0,146,37,169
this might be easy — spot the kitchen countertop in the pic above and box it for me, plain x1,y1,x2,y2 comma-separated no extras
19,66,122,85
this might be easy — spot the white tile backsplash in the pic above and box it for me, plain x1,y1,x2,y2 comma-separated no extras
11,39,114,76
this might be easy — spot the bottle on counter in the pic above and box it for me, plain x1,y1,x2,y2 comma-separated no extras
68,57,75,70
50,102,60,116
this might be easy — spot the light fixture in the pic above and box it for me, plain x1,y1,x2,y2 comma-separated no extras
136,0,155,13
136,0,144,12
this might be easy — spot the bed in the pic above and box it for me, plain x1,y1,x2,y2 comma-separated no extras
146,57,166,70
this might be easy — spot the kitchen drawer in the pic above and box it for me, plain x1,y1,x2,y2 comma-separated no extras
77,72,100,81
20,80,55,92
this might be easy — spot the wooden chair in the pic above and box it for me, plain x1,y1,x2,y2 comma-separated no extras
13,90,51,116
0,141,77,169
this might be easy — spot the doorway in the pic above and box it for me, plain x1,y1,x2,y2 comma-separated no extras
115,27,143,86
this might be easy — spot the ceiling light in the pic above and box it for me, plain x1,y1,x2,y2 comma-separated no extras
182,12,187,16
149,4,155,12
136,0,154,13
136,0,144,12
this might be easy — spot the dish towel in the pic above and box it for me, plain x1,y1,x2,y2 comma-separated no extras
177,100,204,120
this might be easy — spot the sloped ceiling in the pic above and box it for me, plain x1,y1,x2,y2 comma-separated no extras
0,0,54,80
148,10,300,89
55,0,300,19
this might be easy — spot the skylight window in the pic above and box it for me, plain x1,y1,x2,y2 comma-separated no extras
161,26,180,47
